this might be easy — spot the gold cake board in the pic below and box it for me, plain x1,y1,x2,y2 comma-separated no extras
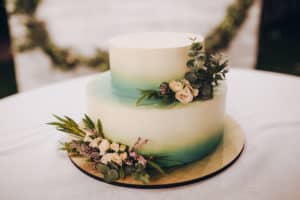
69,116,245,188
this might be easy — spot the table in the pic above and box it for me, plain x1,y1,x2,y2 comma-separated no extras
0,69,300,200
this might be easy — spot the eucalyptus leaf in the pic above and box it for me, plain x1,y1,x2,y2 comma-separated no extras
186,59,195,68
95,163,109,174
104,169,119,182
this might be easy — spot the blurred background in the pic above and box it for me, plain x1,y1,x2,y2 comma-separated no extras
0,0,299,98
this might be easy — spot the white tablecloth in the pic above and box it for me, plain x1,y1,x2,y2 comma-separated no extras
0,69,300,200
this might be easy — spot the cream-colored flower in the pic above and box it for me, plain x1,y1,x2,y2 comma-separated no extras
169,80,183,92
119,144,127,152
99,139,110,155
110,142,120,152
181,79,191,86
83,135,93,143
175,87,193,104
182,79,199,97
111,153,123,166
89,137,102,148
100,153,113,164
191,88,199,97
120,152,128,161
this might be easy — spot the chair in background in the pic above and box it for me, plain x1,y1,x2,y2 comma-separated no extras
0,0,18,98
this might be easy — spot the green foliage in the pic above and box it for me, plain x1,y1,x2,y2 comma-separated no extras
205,0,254,52
96,163,120,182
8,0,109,71
48,114,105,138
136,88,176,106
47,115,86,138
49,114,166,184
7,0,252,70
183,41,228,100
12,0,40,15
147,160,165,175
83,114,95,130
136,89,160,106
136,40,228,105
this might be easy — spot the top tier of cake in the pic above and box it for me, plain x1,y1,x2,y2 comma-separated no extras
109,32,203,97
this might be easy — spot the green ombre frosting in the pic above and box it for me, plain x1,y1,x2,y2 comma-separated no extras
140,131,223,167
86,72,226,167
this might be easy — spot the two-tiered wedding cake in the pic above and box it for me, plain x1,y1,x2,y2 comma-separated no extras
86,32,226,167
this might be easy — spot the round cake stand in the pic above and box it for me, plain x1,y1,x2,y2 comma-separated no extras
69,116,245,188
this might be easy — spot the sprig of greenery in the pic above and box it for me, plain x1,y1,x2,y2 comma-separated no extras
136,40,229,105
48,114,105,138
47,115,86,138
49,114,166,184
205,0,254,52
136,89,160,106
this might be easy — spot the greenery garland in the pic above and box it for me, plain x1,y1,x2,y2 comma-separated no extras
6,0,253,70
205,0,254,53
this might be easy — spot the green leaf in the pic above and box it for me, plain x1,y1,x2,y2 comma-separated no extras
147,160,165,174
191,42,203,51
83,114,95,130
53,114,68,123
186,59,195,68
201,83,213,100
188,50,199,57
136,93,148,106
184,71,198,83
119,167,125,179
104,169,119,182
96,163,109,174
96,119,104,137
133,171,150,184
64,116,78,127
215,74,223,80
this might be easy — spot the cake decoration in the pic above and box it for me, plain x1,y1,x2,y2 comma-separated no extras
49,115,165,183
136,38,228,106
49,32,236,186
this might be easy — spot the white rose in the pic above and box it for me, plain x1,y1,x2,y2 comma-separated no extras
89,137,102,148
169,81,183,92
110,142,120,152
99,139,110,155
175,87,194,104
120,152,128,161
100,153,113,164
111,153,123,166
119,144,127,152
182,80,199,97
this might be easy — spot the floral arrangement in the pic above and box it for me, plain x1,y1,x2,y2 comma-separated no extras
48,115,164,183
136,38,229,106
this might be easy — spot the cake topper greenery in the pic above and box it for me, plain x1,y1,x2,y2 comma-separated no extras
48,114,165,183
136,38,229,106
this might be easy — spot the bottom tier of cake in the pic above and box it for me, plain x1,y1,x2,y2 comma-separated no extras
86,72,226,167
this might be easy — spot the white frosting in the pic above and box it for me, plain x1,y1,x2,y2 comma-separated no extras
86,72,226,154
109,32,203,89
